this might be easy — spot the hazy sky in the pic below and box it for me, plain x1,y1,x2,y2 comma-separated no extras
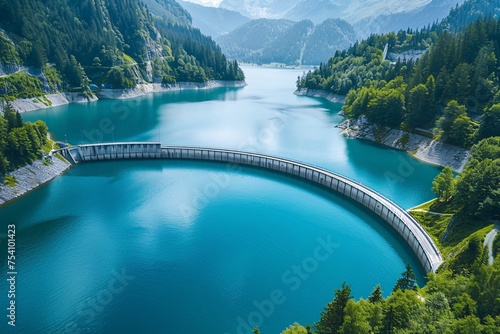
183,0,223,7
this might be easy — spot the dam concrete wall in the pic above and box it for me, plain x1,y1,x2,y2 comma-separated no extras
58,142,443,272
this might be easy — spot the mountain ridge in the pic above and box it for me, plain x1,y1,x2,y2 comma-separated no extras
217,18,358,65
219,0,434,23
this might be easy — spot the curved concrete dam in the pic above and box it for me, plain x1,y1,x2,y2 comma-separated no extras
58,142,443,272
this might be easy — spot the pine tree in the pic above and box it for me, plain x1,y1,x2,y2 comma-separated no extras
316,282,352,334
393,264,418,292
381,305,398,334
369,285,384,303
3,104,22,131
477,104,500,140
407,84,431,128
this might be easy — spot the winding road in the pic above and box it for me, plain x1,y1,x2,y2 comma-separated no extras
484,223,499,265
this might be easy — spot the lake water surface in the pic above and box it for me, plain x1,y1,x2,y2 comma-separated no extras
2,66,440,333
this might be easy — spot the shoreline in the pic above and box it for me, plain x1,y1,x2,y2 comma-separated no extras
295,88,470,172
0,157,71,207
340,118,471,173
294,88,346,104
97,80,246,100
10,80,247,113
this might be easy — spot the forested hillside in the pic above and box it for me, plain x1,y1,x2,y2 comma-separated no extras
301,19,359,66
0,0,244,100
260,20,314,65
441,0,500,31
217,19,296,64
298,15,500,148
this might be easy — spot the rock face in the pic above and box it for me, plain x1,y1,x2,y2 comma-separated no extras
0,62,22,76
0,158,71,206
381,129,470,172
9,93,98,113
294,88,346,103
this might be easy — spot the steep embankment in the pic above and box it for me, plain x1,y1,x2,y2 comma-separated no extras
294,87,345,103
0,157,70,206
9,93,98,113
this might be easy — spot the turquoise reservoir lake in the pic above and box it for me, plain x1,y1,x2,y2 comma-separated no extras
2,66,440,333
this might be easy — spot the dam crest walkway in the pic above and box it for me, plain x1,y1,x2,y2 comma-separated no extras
57,142,443,273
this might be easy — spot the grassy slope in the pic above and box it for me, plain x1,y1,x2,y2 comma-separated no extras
409,199,494,271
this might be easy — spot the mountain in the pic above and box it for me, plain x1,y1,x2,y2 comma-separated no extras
0,0,244,100
218,0,462,38
353,0,465,37
219,0,436,23
219,0,302,19
284,0,345,24
440,0,500,31
260,20,314,65
217,18,357,65
340,0,433,23
179,1,251,38
216,19,296,63
140,0,193,25
301,19,358,65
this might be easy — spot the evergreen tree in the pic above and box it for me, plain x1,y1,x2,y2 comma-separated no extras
317,282,352,334
477,104,500,140
0,0,244,99
339,300,372,333
3,104,22,131
393,264,418,292
407,84,432,128
425,75,437,116
369,285,384,303
455,137,500,219
381,305,398,334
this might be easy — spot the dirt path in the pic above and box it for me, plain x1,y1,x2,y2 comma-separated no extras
409,209,454,216
0,67,26,77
